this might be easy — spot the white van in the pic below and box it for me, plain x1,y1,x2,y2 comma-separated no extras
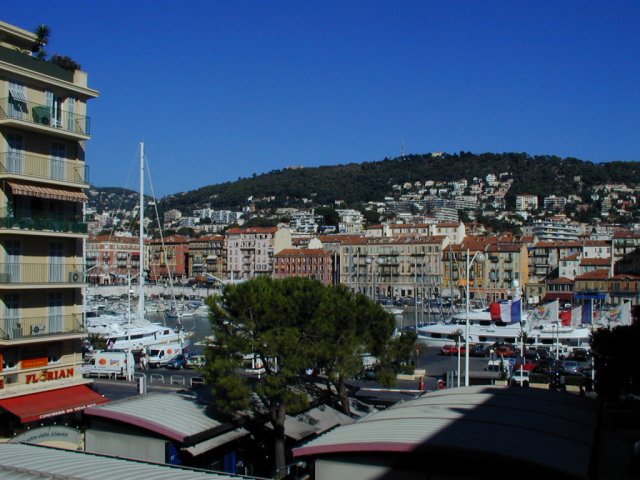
147,343,182,368
86,350,134,378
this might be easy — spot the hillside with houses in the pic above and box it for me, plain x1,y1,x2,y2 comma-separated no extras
85,152,640,311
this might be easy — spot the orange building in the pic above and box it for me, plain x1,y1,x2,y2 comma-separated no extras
272,248,335,285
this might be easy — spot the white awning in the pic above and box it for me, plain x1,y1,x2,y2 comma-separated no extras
8,85,27,102
183,428,248,457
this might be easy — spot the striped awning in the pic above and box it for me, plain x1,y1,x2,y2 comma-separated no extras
7,181,88,202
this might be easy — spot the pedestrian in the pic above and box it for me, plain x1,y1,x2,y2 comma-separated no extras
418,376,425,391
141,353,149,370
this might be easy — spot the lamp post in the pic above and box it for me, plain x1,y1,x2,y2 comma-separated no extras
512,279,525,383
465,249,485,387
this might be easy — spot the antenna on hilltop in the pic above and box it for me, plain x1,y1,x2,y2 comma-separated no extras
400,141,405,158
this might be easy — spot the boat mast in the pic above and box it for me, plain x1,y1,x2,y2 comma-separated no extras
138,142,145,320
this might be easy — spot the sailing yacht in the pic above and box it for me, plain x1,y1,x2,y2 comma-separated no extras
85,143,188,350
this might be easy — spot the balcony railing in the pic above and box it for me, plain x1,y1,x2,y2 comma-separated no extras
0,97,90,136
0,152,88,184
0,263,84,285
0,209,87,234
0,313,84,340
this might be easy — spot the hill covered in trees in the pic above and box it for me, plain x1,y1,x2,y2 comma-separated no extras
156,152,640,213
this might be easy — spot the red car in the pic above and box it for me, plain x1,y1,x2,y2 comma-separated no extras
440,344,466,356
514,359,537,372
495,345,516,357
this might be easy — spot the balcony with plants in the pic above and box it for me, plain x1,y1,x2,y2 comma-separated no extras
0,208,87,234
0,151,89,185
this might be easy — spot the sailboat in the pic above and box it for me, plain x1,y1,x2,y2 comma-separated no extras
86,142,188,351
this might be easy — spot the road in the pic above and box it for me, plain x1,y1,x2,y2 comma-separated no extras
90,346,493,404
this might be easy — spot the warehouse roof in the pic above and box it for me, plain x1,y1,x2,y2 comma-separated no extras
294,386,597,479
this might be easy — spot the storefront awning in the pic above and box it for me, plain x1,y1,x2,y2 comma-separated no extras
0,385,109,423
7,181,88,202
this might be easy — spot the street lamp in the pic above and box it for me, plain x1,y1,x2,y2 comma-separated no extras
365,256,373,299
465,249,485,387
512,279,525,383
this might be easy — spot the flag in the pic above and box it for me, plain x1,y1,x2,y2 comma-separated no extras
500,303,511,323
511,299,522,324
582,300,593,325
529,299,559,323
602,302,632,326
490,302,502,321
570,306,582,327
560,310,571,326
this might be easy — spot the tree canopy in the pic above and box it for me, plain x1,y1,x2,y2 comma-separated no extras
204,277,400,478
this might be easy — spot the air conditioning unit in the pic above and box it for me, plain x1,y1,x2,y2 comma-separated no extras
31,325,45,335
68,271,81,283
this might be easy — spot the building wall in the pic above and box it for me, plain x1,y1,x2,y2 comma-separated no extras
85,428,167,464
0,20,98,407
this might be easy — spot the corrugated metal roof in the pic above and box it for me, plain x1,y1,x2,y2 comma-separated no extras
294,386,597,479
84,392,223,443
0,443,254,479
270,404,354,441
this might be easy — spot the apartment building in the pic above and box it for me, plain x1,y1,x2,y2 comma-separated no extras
0,21,104,430
147,235,189,284
226,227,292,280
188,234,225,282
86,235,140,284
272,248,335,285
338,235,448,300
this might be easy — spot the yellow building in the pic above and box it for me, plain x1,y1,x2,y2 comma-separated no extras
0,21,103,430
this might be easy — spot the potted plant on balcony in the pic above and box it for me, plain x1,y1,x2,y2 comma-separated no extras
32,24,50,59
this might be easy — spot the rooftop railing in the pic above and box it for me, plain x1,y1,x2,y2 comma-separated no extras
0,151,89,184
0,45,74,82
0,97,90,136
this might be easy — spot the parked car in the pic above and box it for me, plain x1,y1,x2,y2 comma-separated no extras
510,370,530,387
561,360,581,375
470,344,490,357
186,354,206,369
570,348,590,362
440,344,465,356
166,354,188,370
514,358,537,372
494,344,516,357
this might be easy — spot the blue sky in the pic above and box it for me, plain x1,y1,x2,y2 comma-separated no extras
4,1,640,196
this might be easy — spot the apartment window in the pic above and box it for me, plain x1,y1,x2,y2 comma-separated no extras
6,133,24,174
8,82,27,119
51,142,66,180
3,293,20,340
45,90,64,128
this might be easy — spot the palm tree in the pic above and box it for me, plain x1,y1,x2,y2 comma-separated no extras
32,24,51,59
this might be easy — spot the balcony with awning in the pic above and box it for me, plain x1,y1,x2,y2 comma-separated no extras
6,180,87,202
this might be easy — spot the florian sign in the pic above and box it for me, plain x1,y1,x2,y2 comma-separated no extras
25,368,74,385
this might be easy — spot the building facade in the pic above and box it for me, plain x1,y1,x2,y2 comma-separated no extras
226,227,292,280
86,235,140,285
272,248,335,285
0,21,102,428
187,234,225,282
